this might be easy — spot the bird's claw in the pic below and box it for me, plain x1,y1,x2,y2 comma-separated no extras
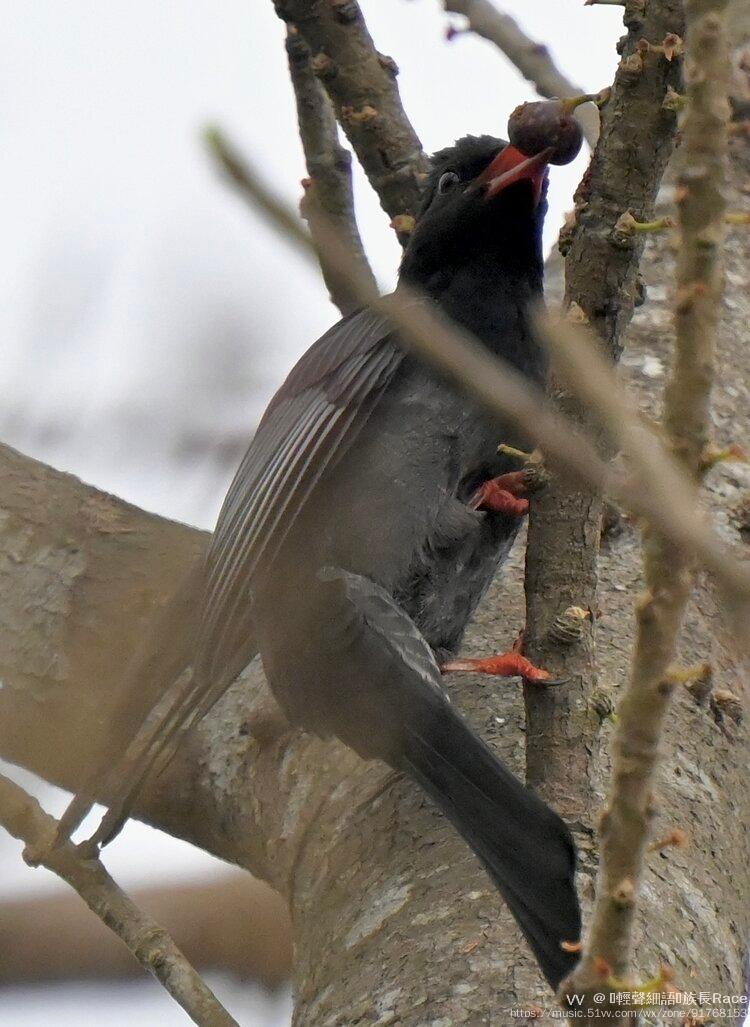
441,650,555,685
469,471,530,517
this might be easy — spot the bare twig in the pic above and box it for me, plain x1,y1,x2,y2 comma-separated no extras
273,0,429,244
522,0,684,809
285,25,377,314
203,127,750,628
0,774,239,1027
441,1,600,146
562,0,731,1006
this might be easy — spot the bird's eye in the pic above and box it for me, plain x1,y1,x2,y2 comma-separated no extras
438,171,459,194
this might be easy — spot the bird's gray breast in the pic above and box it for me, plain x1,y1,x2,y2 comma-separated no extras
394,491,519,660
381,365,523,657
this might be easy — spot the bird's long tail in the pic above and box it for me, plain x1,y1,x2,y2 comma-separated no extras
318,565,580,988
399,703,580,989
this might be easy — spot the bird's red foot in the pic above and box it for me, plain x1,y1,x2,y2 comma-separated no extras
469,471,530,517
441,650,552,684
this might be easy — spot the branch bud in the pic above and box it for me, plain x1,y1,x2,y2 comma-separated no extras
390,214,415,235
699,442,748,472
711,689,744,726
611,877,636,907
341,104,379,124
662,85,687,112
377,52,399,76
549,606,592,646
637,33,684,61
614,211,676,244
591,686,615,720
311,52,337,80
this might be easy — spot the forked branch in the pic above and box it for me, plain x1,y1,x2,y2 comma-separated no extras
0,774,238,1027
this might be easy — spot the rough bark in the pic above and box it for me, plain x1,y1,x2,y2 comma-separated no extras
273,0,429,243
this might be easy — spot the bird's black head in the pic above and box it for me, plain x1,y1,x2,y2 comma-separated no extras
399,135,549,293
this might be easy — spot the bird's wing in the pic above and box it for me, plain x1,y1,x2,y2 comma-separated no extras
318,566,443,689
68,307,404,849
196,305,404,683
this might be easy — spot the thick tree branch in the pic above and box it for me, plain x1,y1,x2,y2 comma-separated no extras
285,25,377,314
440,1,600,146
522,0,684,814
0,440,544,1021
564,0,732,1008
0,774,238,1027
273,0,429,243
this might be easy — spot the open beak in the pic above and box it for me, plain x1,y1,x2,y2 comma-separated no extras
475,144,553,206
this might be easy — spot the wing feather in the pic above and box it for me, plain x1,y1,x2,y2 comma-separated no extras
195,308,403,682
61,306,406,847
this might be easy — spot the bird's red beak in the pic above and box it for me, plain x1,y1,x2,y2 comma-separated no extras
476,144,553,206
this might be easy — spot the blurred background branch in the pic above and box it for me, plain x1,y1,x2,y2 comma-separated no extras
578,0,732,987
0,870,290,988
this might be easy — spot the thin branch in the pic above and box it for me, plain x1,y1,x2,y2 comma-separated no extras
441,1,600,146
285,25,377,314
0,774,239,1027
522,0,684,809
202,128,750,632
273,0,429,244
562,0,731,1004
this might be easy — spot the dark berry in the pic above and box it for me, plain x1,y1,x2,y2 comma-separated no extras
508,99,584,166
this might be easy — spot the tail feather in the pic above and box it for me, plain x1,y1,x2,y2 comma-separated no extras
399,710,580,989
316,565,580,987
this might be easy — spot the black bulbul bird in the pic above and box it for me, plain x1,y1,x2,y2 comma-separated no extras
60,134,581,988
